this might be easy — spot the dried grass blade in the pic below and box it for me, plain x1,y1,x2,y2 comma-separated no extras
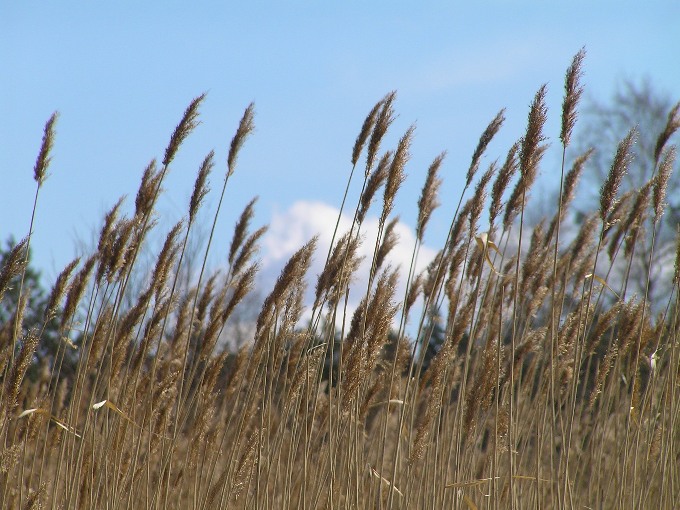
475,232,504,276
585,273,620,299
18,408,81,438
369,465,403,497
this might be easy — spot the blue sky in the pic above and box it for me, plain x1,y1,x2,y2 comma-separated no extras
2,3,680,291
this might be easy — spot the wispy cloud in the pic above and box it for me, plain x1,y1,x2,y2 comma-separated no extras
405,39,563,94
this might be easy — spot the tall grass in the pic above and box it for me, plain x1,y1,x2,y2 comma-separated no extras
1,52,679,509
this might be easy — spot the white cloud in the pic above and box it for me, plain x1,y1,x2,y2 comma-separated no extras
260,200,438,326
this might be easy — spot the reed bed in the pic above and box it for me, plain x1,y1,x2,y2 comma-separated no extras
1,51,679,509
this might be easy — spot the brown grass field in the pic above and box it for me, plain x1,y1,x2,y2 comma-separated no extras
1,51,679,509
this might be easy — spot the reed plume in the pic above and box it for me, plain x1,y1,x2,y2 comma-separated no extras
33,112,59,185
163,94,206,167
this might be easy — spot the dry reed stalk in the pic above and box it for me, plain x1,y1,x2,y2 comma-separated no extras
231,226,267,278
380,126,414,226
410,293,469,467
674,226,680,286
605,189,634,240
561,149,592,211
450,199,473,250
568,214,598,266
352,99,384,168
196,273,218,328
363,269,400,374
151,222,183,299
43,258,80,323
228,103,256,174
416,152,446,241
22,482,46,510
129,298,172,377
0,238,28,305
60,255,96,330
33,112,59,186
150,361,182,441
469,163,496,237
341,269,399,413
444,245,466,306
228,198,258,269
255,237,317,334
560,48,585,148
466,237,485,282
606,192,635,261
314,231,361,310
622,181,652,257
503,87,549,231
3,331,39,415
467,109,505,187
183,281,231,399
464,334,500,437
221,263,259,325
366,92,397,175
404,272,423,318
652,146,675,222
375,217,400,273
189,151,214,224
617,301,646,360
518,221,549,302
600,129,636,222
163,93,206,167
420,251,443,301
94,198,124,283
544,149,593,245
587,300,624,356
589,345,619,410
1,291,29,353
106,218,136,283
134,160,162,221
520,85,548,181
358,151,391,225
489,142,519,229
654,101,680,164
85,305,114,375
110,289,154,389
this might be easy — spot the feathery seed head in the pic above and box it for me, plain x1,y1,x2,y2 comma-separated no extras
44,258,80,322
358,151,391,225
232,225,268,277
653,146,675,221
489,142,519,227
352,99,383,167
417,151,446,241
467,109,505,187
519,85,548,184
381,125,414,224
163,93,206,167
376,217,400,273
0,238,28,305
34,112,59,185
61,255,97,329
600,128,636,221
228,102,256,174
469,162,496,236
366,91,396,175
189,151,214,223
654,101,680,164
561,48,586,147
134,159,159,219
229,197,258,267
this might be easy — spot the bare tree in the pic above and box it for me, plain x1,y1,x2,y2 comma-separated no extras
574,78,680,303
